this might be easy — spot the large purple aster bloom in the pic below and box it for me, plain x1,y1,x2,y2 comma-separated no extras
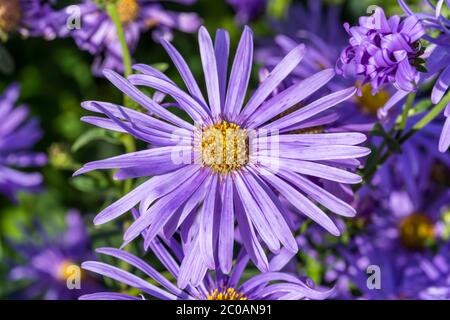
8,210,100,300
0,84,47,201
64,0,201,75
80,236,333,300
337,7,426,94
74,26,370,284
0,0,62,39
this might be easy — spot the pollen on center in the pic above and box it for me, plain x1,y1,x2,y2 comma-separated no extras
117,0,140,25
399,213,434,250
200,121,248,173
207,287,248,300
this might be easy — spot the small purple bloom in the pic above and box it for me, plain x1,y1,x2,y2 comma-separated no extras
75,26,370,286
227,0,267,24
398,0,450,152
337,7,426,94
64,0,201,76
80,237,333,300
0,84,47,201
8,210,100,300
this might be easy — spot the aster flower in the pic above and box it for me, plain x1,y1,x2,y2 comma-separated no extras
332,186,450,300
8,210,100,300
64,0,201,75
395,0,450,152
337,7,426,94
227,0,267,24
79,236,334,300
0,0,61,40
0,84,47,201
369,190,449,250
336,224,450,300
74,26,370,282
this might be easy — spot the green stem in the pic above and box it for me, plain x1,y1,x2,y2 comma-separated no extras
399,93,415,131
360,91,450,189
400,91,450,143
106,3,132,78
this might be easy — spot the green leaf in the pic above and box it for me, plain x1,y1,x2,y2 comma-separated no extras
70,176,97,192
268,0,292,18
151,62,169,72
0,44,14,75
72,128,120,152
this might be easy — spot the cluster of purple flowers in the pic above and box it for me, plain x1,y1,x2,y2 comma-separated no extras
60,0,202,75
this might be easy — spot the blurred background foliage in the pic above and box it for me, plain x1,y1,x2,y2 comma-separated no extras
0,0,423,298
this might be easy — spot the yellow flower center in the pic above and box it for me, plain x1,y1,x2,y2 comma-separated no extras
356,83,390,116
117,0,139,24
0,0,21,33
207,288,248,300
56,260,79,281
399,213,434,250
200,121,248,173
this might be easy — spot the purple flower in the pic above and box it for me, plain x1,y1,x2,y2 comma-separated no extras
337,7,426,94
338,237,438,299
333,188,450,299
74,26,370,285
64,0,201,76
0,0,61,39
397,0,450,152
227,0,267,24
0,84,47,201
8,210,100,299
79,237,333,300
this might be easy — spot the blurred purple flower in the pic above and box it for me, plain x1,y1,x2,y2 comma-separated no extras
0,84,47,201
371,114,450,208
227,0,267,24
80,237,333,299
337,7,425,94
8,210,100,300
337,236,444,299
63,0,201,76
0,0,61,39
333,188,450,299
74,26,370,284
256,1,346,84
